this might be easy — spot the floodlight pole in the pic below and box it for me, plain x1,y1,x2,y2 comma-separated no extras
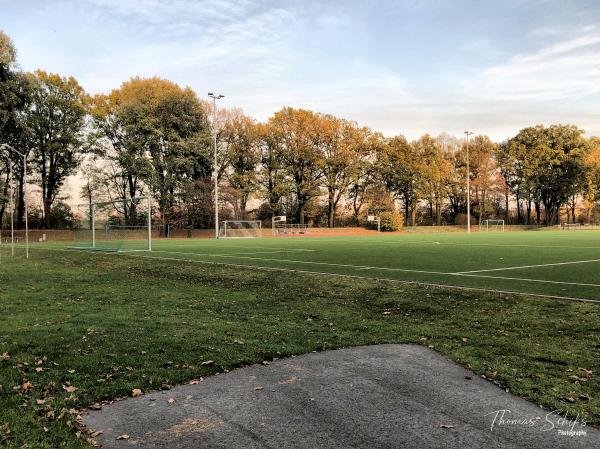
1,144,28,258
208,93,225,239
464,131,474,234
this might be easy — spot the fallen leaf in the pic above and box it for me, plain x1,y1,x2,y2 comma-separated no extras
22,382,33,392
63,385,78,393
167,398,176,404
562,396,576,403
36,399,46,405
254,386,264,391
579,394,591,401
201,360,214,366
131,388,142,397
43,426,49,433
440,424,455,429
116,434,129,440
189,379,201,385
90,430,103,438
1,352,9,361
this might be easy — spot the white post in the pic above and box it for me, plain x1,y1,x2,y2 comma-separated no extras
209,93,224,239
22,155,29,258
91,204,96,249
464,131,472,234
213,99,219,240
147,196,152,251
11,202,14,257
377,217,381,232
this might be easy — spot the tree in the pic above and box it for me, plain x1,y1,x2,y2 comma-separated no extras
220,110,259,219
268,108,323,224
468,135,500,224
582,138,600,223
318,116,367,227
501,125,588,225
256,121,288,217
94,77,211,233
27,70,87,228
413,135,452,225
378,135,419,226
347,132,382,225
89,89,151,218
0,31,31,229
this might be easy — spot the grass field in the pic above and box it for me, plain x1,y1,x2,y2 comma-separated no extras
61,229,600,302
1,230,599,447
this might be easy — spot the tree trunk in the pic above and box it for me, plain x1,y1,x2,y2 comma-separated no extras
16,165,25,229
327,190,335,228
504,188,509,224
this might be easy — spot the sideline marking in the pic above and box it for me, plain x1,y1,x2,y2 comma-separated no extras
456,259,600,274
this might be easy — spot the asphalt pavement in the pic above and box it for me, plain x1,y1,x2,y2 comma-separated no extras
83,344,599,448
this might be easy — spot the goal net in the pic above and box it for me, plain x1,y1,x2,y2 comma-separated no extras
481,219,505,232
220,220,262,238
72,197,152,251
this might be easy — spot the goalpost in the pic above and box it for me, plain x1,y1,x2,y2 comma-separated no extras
71,196,152,252
481,219,505,232
220,220,262,238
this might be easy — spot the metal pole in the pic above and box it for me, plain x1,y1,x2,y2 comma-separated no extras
147,196,152,251
464,131,472,234
91,204,96,249
23,155,29,258
213,96,219,239
11,201,14,257
209,93,224,239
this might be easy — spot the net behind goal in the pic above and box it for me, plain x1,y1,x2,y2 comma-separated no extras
72,197,152,251
220,220,261,238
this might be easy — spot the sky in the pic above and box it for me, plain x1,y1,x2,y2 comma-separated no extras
2,0,600,141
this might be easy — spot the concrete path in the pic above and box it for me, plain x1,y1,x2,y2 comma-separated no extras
83,345,599,448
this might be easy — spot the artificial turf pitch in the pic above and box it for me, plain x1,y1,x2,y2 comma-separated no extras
1,229,599,447
65,229,600,302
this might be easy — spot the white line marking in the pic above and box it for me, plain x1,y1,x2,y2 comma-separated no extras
456,273,600,288
150,249,315,257
151,250,451,276
456,259,600,274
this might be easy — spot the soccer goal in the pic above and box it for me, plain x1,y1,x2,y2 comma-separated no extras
72,197,152,252
220,220,262,238
481,219,505,232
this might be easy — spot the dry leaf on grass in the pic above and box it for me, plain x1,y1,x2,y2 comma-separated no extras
131,388,142,397
63,385,78,393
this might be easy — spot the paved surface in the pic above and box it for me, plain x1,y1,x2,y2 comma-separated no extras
83,345,599,448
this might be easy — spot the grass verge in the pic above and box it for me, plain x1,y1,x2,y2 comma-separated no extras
0,249,598,447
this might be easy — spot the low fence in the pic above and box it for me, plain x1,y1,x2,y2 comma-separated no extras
0,223,585,244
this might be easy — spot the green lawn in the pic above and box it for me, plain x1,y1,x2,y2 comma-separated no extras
1,231,599,447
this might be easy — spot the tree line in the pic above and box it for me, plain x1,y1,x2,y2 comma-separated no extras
2,31,600,232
